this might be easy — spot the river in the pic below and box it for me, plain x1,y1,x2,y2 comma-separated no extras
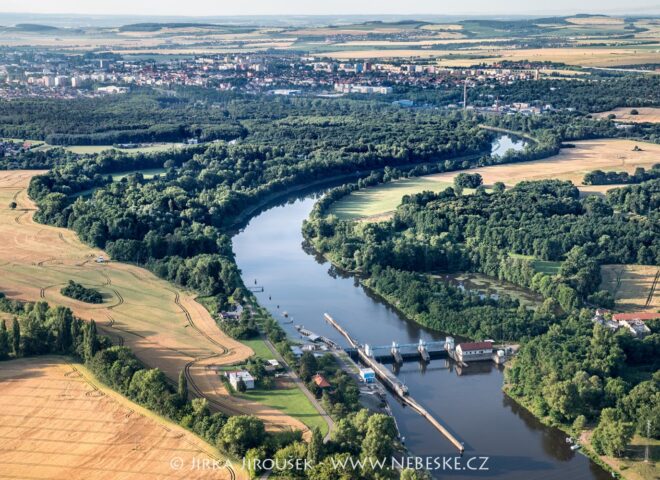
232,137,610,479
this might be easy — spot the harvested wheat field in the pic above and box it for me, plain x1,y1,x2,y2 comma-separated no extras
0,170,310,437
330,139,660,220
0,356,246,480
436,47,660,67
600,265,660,312
593,107,660,124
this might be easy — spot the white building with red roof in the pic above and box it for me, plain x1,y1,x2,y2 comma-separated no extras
455,341,494,362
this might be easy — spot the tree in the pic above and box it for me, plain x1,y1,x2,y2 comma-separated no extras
591,408,634,457
307,426,324,465
8,201,16,209
85,319,98,361
11,318,20,357
454,172,483,189
361,413,398,460
630,109,639,115
572,415,586,438
400,469,424,480
178,369,188,401
299,351,318,382
237,377,247,393
492,181,506,194
217,415,265,456
0,320,9,359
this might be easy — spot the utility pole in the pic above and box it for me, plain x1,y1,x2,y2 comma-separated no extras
463,79,468,111
645,419,650,463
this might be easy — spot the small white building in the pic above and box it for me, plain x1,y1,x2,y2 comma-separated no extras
226,370,254,390
455,341,494,363
359,368,376,384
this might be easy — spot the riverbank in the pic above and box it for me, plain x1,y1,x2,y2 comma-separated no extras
501,384,656,480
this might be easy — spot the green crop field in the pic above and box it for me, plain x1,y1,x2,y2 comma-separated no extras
328,178,455,220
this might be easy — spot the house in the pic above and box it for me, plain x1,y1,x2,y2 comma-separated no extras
455,341,494,362
220,304,244,321
290,346,303,359
359,368,376,384
612,312,658,338
619,319,651,338
311,374,331,390
264,359,282,373
612,312,660,322
226,370,254,390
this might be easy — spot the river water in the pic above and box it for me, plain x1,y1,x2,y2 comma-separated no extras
232,136,610,479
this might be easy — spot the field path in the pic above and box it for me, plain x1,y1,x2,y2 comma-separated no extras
0,170,309,437
0,356,246,479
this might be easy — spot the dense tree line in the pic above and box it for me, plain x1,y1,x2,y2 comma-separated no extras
0,90,246,144
583,165,660,186
472,75,660,113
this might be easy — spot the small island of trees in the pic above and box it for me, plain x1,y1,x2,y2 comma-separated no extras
60,280,103,304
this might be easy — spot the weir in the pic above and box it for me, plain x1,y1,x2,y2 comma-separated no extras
324,313,465,453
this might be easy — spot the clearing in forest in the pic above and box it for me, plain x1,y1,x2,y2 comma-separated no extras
0,170,314,436
329,139,660,221
0,356,245,480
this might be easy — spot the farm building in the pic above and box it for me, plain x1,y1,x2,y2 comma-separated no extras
455,341,494,362
226,371,255,390
359,368,376,384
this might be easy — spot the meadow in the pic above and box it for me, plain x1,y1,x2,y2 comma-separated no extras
600,264,659,312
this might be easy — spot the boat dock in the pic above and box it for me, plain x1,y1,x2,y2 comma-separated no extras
324,313,465,453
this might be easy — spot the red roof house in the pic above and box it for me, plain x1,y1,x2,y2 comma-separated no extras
612,312,660,322
311,374,331,389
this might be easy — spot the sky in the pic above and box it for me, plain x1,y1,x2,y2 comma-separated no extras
1,0,658,16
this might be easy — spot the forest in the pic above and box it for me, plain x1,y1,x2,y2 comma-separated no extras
27,104,492,312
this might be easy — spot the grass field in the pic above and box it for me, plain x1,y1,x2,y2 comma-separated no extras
592,107,660,124
329,139,660,221
509,254,562,275
0,356,245,480
0,170,318,437
62,143,183,154
600,264,659,312
236,382,329,436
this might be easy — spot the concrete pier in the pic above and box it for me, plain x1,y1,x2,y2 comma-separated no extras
324,313,465,453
